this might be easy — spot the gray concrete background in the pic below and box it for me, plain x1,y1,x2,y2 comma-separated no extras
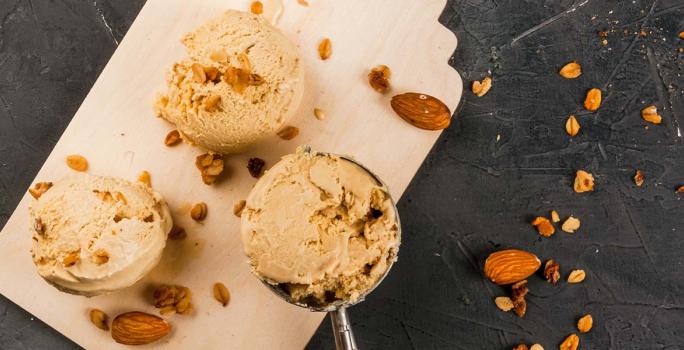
1,0,683,349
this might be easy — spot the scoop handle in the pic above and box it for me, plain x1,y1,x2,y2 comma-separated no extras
331,307,358,350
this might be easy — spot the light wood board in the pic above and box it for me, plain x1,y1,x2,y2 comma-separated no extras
0,0,462,348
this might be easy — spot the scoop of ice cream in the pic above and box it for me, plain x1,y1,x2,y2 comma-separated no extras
28,174,172,296
154,10,304,154
241,149,400,306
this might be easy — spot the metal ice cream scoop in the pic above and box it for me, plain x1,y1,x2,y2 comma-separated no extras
255,151,401,350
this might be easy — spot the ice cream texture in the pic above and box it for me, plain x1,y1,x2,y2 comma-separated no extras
241,150,400,306
154,10,304,154
29,174,172,296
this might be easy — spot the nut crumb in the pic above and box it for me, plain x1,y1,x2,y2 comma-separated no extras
494,296,514,312
318,38,332,60
63,251,80,267
168,225,186,240
89,309,109,331
29,182,53,199
511,280,528,318
250,1,263,14
559,61,582,79
277,126,299,140
204,95,221,112
66,155,88,172
137,171,152,187
247,158,266,178
641,105,662,124
634,170,644,187
573,170,594,193
561,216,581,233
584,88,602,111
368,65,391,93
191,63,207,83
195,153,224,185
93,249,109,265
213,282,230,307
313,108,326,120
531,216,555,237
565,115,580,136
153,285,193,315
190,202,208,221
471,77,492,97
233,200,246,217
567,269,586,283
544,259,560,285
550,210,560,223
559,333,579,350
164,130,182,146
577,314,593,333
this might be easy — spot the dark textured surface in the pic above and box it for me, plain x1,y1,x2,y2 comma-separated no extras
1,0,683,349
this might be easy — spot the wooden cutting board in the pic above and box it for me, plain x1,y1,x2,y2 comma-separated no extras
0,0,461,348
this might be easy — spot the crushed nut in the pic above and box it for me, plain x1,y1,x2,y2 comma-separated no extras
544,259,560,285
66,155,88,172
584,88,602,111
551,210,560,223
191,63,207,83
313,108,326,120
531,216,555,237
530,345,544,350
318,38,332,60
277,126,299,140
233,200,246,217
195,153,224,185
63,251,80,267
164,130,182,146
204,95,221,112
29,182,53,199
471,77,492,97
641,105,662,124
137,171,151,187
210,50,228,63
89,309,109,331
190,202,208,221
247,158,265,178
559,61,582,79
297,0,309,6
494,296,514,312
368,65,391,93
634,170,644,187
561,216,581,233
250,1,263,14
153,285,193,315
573,170,594,193
213,282,230,307
238,52,251,72
559,333,579,350
511,280,528,318
33,218,45,235
577,314,593,333
567,269,586,283
94,190,114,202
204,66,220,82
168,225,186,240
676,185,684,193
565,115,580,136
513,345,529,350
93,249,109,265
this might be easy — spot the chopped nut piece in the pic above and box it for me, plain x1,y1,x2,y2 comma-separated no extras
33,218,45,235
63,251,80,267
677,185,684,193
559,333,579,350
204,95,221,112
277,126,299,140
153,285,193,315
565,115,580,136
238,52,252,72
233,200,246,217
551,210,560,223
159,305,176,316
584,88,602,111
250,1,263,14
634,170,644,187
94,190,114,202
191,63,207,83
471,77,492,97
511,280,528,318
313,108,326,120
89,309,109,331
190,202,208,221
137,171,151,187
573,170,594,193
247,158,265,178
567,269,586,283
66,155,88,172
513,345,529,350
29,182,53,199
210,50,228,63
195,153,224,185
577,314,593,333
530,345,544,350
93,249,109,265
213,282,230,307
297,0,309,6
204,66,220,82
318,38,332,60
544,259,560,285
368,65,391,93
494,296,514,312
164,130,182,146
531,216,555,237
561,216,581,233
641,105,662,124
559,61,582,79
168,225,186,240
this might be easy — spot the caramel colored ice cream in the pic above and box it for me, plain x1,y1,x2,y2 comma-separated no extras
154,10,304,154
29,174,172,296
241,149,400,305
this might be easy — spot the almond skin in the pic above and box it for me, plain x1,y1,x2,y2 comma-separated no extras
484,249,541,285
390,93,451,130
111,311,171,345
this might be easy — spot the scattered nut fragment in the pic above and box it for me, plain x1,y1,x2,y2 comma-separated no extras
93,249,109,265
676,185,684,193
137,170,151,187
89,309,109,331
238,52,251,71
531,216,555,237
391,93,451,130
204,66,220,82
565,115,580,136
297,0,309,6
233,200,246,217
213,282,230,307
247,158,266,178
641,105,662,124
559,61,582,79
111,311,171,345
494,296,514,312
164,130,182,146
190,202,208,221
318,38,332,60
66,155,88,172
530,345,544,350
277,126,299,140
471,77,492,97
573,170,594,193
368,65,391,93
584,88,602,111
513,345,529,350
153,285,193,315
567,269,586,283
561,216,581,233
195,153,224,185
544,259,560,285
168,225,186,240
33,217,45,235
313,108,326,120
577,314,593,333
559,333,579,350
250,1,263,14
511,280,528,318
29,182,53,199
191,63,207,83
204,95,221,112
634,170,644,187
63,251,80,267
550,210,560,223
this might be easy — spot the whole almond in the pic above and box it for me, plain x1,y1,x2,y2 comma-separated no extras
390,93,451,130
483,249,541,285
111,311,171,345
